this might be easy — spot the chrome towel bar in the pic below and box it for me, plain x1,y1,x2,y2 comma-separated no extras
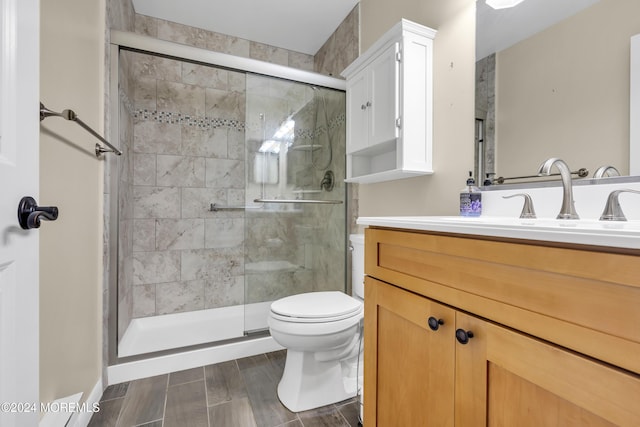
40,102,123,157
254,198,343,204
494,168,588,184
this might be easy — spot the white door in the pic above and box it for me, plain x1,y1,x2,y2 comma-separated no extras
0,0,40,425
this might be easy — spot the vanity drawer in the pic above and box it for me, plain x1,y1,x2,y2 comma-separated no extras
364,227,640,374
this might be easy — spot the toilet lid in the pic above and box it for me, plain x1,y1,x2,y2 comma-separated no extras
270,291,362,321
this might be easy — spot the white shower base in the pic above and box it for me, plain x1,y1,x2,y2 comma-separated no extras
118,301,273,357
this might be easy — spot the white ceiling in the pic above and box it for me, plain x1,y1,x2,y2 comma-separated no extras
131,0,359,56
132,0,600,60
476,0,600,60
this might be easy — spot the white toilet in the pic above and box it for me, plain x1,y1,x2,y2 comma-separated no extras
268,234,365,412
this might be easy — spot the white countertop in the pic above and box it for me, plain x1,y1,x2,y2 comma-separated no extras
357,216,640,250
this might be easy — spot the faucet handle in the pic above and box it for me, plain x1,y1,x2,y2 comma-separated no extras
503,193,537,219
599,189,640,221
593,165,621,179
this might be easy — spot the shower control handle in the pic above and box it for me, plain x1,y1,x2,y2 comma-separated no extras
427,316,444,331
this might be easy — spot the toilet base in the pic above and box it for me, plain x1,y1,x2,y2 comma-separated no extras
277,349,359,412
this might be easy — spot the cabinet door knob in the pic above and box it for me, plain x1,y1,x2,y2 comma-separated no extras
455,329,474,345
427,316,444,331
361,104,367,110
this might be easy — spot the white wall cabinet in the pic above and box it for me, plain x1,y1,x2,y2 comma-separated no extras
342,19,436,184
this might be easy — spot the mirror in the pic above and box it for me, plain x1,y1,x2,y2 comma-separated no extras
475,0,640,184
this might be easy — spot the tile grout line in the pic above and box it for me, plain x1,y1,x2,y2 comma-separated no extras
161,373,169,427
203,365,212,427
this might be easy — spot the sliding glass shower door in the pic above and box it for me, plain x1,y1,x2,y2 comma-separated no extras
243,75,347,333
115,47,346,356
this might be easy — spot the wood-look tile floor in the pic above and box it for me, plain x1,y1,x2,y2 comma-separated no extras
88,350,362,427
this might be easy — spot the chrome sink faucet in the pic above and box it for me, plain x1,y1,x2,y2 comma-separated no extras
537,158,579,219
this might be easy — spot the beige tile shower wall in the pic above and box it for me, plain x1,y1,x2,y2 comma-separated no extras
313,5,360,235
129,52,247,317
133,14,315,71
107,0,134,32
315,5,360,77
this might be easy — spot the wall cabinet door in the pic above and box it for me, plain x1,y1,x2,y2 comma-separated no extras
368,42,399,147
455,312,640,427
364,277,455,427
345,68,370,154
345,42,399,155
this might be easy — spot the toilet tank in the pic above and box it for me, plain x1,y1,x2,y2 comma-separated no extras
349,234,365,300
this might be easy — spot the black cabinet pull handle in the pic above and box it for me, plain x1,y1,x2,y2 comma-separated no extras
455,329,474,345
17,196,59,230
428,316,444,331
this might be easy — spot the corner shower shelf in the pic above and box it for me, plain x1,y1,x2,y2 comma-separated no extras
244,260,301,274
292,189,322,194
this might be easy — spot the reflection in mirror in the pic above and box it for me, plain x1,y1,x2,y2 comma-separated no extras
476,0,640,185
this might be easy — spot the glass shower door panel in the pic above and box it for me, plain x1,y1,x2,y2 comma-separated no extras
243,74,347,333
116,49,248,356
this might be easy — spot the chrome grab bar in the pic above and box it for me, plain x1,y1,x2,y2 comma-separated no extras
40,102,123,157
211,199,343,211
210,203,260,212
254,198,343,204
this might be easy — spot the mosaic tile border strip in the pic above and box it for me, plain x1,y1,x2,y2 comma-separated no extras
134,109,246,132
130,108,346,140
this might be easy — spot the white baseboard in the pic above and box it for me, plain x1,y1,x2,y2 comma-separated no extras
67,378,103,427
107,336,283,385
39,377,102,427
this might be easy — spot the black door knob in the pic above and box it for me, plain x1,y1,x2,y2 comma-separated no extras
17,196,59,230
455,329,474,345
427,316,444,331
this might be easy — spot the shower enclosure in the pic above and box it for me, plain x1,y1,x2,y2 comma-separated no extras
111,34,347,360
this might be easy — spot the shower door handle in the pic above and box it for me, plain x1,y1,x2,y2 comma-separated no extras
17,196,59,230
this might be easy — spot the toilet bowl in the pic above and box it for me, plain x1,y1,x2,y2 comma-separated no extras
267,234,365,412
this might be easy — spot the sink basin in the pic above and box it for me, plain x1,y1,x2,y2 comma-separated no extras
357,216,640,249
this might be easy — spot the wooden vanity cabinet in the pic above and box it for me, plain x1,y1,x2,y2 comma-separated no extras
363,227,640,426
365,277,455,426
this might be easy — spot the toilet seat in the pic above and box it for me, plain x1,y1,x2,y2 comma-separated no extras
270,291,363,323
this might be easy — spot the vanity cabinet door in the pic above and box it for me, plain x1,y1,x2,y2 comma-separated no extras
455,312,640,427
364,277,455,427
